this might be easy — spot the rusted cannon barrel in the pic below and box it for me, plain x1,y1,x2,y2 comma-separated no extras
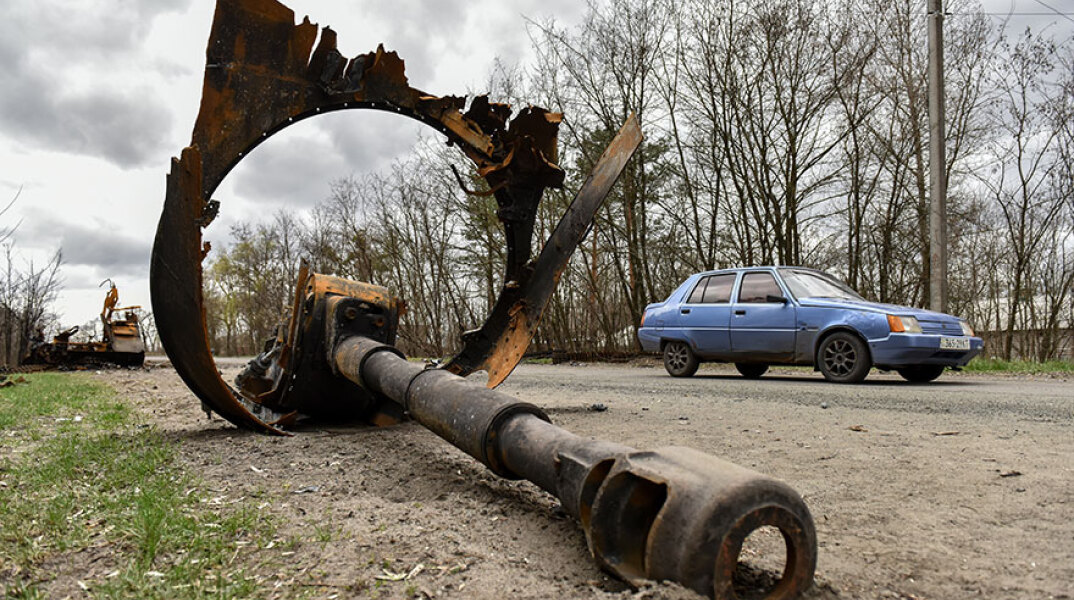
334,336,817,600
153,3,820,595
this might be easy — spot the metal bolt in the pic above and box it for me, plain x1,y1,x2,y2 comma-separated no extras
344,306,359,320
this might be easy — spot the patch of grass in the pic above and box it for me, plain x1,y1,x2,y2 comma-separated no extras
312,522,336,543
0,372,129,432
0,373,277,599
521,357,553,365
963,357,1074,374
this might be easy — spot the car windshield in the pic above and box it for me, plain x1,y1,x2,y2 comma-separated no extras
779,269,864,301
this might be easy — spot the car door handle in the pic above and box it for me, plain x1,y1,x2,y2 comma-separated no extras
680,309,691,314
734,309,746,316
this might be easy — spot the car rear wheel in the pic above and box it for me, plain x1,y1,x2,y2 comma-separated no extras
897,365,945,383
735,363,768,379
663,341,699,377
818,332,870,383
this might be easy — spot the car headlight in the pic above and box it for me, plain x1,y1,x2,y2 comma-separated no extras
960,320,974,336
887,314,922,334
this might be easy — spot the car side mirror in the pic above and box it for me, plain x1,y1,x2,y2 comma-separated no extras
766,294,789,304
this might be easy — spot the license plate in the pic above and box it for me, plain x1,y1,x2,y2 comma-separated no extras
940,337,970,350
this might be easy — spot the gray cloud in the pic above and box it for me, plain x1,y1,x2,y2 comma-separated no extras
19,212,151,275
380,0,469,84
221,112,428,209
0,75,174,169
4,1,193,61
0,1,188,168
223,129,349,209
325,112,427,172
62,269,119,293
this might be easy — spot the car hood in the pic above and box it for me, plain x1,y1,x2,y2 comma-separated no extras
797,298,958,321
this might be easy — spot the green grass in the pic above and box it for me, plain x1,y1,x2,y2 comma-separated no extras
963,357,1074,374
0,373,277,599
521,357,553,365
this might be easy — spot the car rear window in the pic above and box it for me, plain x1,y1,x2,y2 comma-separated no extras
738,272,782,303
687,273,735,304
702,274,735,303
687,278,707,303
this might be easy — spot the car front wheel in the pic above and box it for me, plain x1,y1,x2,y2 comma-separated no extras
897,365,945,383
663,341,699,377
818,332,871,383
735,363,768,379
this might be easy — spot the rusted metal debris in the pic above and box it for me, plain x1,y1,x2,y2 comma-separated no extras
24,280,145,368
152,0,565,434
150,1,818,597
304,277,816,599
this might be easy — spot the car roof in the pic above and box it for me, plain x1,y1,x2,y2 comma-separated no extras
693,265,823,278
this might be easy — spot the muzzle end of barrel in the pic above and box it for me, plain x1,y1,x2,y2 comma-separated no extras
574,447,817,600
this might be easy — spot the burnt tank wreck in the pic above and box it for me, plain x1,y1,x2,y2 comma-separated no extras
150,1,817,597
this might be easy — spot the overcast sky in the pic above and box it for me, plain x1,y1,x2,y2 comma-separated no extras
1,0,1069,327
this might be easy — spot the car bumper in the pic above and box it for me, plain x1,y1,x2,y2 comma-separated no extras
868,334,984,368
638,327,662,353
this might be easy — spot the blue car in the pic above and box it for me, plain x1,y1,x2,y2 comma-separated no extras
638,267,983,383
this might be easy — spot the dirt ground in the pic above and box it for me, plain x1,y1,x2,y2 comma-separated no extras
96,360,1072,600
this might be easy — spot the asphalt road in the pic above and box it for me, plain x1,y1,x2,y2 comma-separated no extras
494,361,1074,599
499,361,1074,422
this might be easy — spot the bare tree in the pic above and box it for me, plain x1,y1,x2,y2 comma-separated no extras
531,0,674,349
978,31,1067,359
0,246,63,366
0,190,63,367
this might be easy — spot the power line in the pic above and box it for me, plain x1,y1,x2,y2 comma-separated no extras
977,12,1074,16
1032,0,1074,24
907,12,1074,17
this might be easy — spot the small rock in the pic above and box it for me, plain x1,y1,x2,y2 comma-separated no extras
820,402,829,409
588,403,607,412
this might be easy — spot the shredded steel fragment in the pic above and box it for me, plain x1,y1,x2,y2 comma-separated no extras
152,0,566,432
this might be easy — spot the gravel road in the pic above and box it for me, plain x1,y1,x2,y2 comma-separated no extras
106,361,1073,599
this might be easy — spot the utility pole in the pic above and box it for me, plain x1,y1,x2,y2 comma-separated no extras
928,0,948,312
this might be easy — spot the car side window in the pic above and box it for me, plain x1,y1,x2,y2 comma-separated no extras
686,277,708,303
701,274,735,303
737,272,782,303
